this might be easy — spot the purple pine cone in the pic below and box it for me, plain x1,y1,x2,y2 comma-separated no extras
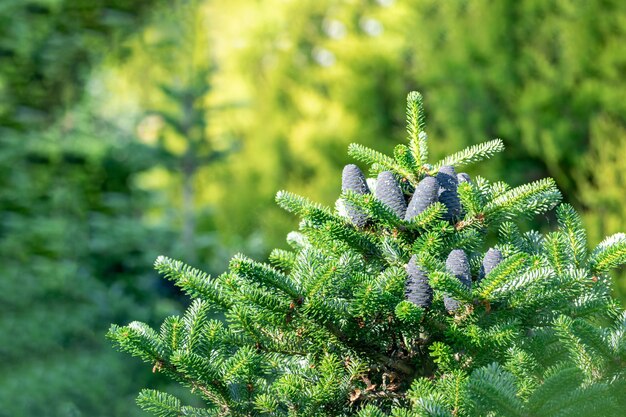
444,249,471,313
342,164,370,227
437,165,458,191
405,255,433,308
405,176,438,221
479,248,503,281
457,173,472,184
446,249,472,288
375,171,407,218
437,165,461,220
342,164,370,194
444,296,461,312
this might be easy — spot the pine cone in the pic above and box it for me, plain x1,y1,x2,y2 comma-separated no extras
457,173,472,184
444,249,471,313
479,248,503,281
443,296,461,312
437,165,458,191
446,249,472,288
342,164,370,227
405,176,438,221
436,165,461,220
375,171,407,219
405,255,433,308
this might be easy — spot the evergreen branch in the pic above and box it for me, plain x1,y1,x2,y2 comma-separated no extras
556,204,588,268
543,232,573,276
275,190,340,226
553,315,597,379
406,91,428,165
108,322,166,364
569,318,615,363
136,389,183,417
154,256,232,309
406,202,447,229
269,249,297,273
527,367,583,415
457,182,483,217
394,144,419,177
446,228,483,253
413,399,454,417
433,139,504,170
238,282,292,314
484,178,561,221
348,143,412,178
494,267,555,303
109,324,232,414
429,271,472,302
295,247,338,298
348,143,396,171
222,345,261,383
319,220,382,258
468,363,526,417
182,299,211,354
476,253,528,300
498,222,524,256
169,351,232,413
229,254,300,299
590,233,626,273
160,316,184,355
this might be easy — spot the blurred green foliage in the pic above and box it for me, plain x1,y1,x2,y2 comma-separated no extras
0,0,161,128
0,1,177,416
0,114,180,415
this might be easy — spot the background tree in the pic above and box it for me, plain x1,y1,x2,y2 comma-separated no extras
0,0,163,128
0,110,181,416
0,2,177,414
94,0,243,267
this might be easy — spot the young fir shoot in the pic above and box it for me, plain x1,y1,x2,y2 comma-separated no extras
110,92,626,417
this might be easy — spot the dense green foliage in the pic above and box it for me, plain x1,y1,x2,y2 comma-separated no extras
110,92,626,416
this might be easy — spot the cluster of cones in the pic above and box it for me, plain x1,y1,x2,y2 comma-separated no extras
405,248,503,312
341,164,503,312
341,164,468,226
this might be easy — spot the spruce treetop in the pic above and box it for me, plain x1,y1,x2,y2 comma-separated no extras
109,91,626,417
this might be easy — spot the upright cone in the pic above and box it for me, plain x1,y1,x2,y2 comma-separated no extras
437,165,462,221
405,255,433,308
405,176,438,221
375,171,407,219
479,248,503,281
444,249,471,312
342,164,370,227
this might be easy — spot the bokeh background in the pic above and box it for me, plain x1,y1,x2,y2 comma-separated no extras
1,0,625,415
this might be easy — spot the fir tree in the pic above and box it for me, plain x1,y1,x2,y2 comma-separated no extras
110,92,626,416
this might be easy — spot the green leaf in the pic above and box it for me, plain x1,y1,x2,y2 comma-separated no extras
468,363,525,417
433,139,505,170
484,178,561,221
590,233,626,273
406,91,428,165
136,389,181,417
